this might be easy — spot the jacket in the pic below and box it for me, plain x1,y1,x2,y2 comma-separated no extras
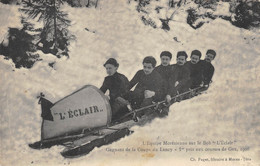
100,72,129,102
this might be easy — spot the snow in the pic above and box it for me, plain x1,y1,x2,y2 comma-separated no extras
0,4,22,43
214,2,231,16
0,0,260,166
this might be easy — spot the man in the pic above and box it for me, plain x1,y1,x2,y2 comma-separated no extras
166,51,190,103
185,50,204,89
155,51,172,81
128,56,165,108
100,58,130,118
200,49,216,87
155,51,172,97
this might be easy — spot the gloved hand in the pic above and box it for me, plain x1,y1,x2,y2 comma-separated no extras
166,95,171,103
200,81,204,87
175,81,179,87
115,97,130,105
144,90,155,98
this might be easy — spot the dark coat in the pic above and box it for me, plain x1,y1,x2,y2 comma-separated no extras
185,61,203,89
168,64,190,96
155,64,172,96
200,60,215,85
129,70,165,102
100,72,129,102
155,65,171,82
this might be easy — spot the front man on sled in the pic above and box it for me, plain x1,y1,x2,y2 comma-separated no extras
100,58,131,121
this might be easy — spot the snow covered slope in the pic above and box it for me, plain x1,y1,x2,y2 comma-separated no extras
0,0,260,166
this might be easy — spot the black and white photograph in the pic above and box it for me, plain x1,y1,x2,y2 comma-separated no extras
0,0,259,165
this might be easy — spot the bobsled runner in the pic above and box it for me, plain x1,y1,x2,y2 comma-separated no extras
29,85,207,158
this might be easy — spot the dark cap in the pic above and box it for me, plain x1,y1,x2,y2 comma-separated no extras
206,49,216,58
191,50,202,59
103,58,119,67
160,51,172,59
177,51,188,59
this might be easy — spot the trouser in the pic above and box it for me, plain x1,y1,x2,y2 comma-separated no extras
110,97,129,118
126,90,144,109
158,106,169,117
140,98,153,107
190,79,202,89
170,83,190,101
127,90,158,108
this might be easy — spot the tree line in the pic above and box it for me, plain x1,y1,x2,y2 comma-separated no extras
0,0,259,68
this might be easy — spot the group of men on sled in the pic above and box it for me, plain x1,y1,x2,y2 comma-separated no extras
100,49,216,120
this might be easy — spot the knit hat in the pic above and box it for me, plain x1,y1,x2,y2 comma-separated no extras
191,50,202,59
177,51,188,59
103,58,119,67
206,49,216,58
160,51,172,59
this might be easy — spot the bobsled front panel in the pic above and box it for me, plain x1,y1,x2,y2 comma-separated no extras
42,85,112,139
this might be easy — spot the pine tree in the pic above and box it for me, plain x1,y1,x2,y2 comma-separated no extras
20,0,72,57
0,17,41,68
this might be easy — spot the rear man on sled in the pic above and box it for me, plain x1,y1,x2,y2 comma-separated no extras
100,58,130,119
200,49,216,88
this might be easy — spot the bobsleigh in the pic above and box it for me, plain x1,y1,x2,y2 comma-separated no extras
29,85,207,158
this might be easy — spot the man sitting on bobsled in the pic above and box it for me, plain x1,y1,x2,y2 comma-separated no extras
127,56,165,109
100,58,131,120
